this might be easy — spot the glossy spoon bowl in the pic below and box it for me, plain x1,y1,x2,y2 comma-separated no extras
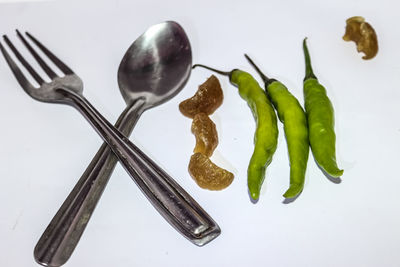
118,21,192,109
34,21,220,267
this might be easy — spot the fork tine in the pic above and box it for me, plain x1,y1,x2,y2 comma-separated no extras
0,41,36,94
16,30,58,79
25,31,74,75
3,35,45,85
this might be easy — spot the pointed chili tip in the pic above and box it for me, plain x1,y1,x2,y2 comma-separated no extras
283,184,303,199
250,191,260,202
326,168,344,178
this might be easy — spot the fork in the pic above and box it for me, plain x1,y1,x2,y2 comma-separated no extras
0,30,220,263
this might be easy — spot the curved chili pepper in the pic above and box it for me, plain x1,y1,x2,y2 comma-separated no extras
245,54,309,199
303,38,344,178
193,64,278,200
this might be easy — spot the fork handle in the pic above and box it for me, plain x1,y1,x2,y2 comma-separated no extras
34,98,146,267
64,90,220,244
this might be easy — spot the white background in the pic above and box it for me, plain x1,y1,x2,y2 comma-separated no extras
1,0,400,266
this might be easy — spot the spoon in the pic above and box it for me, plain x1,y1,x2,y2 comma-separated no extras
34,21,221,267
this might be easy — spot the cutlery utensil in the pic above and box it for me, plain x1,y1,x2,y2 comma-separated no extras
0,23,220,267
31,21,217,267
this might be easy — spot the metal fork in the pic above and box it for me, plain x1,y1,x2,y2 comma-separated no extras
0,31,220,264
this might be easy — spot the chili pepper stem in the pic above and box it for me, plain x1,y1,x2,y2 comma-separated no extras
192,64,231,76
244,54,274,86
303,38,317,81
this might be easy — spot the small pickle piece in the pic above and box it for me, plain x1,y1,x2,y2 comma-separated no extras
189,153,234,191
343,16,378,60
179,75,223,118
191,113,218,157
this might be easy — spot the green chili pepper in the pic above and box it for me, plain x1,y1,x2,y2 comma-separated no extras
303,38,343,178
193,64,278,200
245,54,309,199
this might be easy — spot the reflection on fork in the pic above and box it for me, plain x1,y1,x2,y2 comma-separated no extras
0,31,220,266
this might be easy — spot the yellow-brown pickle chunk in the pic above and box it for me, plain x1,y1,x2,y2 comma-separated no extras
189,153,234,191
343,16,378,60
191,113,218,157
179,75,223,118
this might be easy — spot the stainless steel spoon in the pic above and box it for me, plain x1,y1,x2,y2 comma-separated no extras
34,21,220,267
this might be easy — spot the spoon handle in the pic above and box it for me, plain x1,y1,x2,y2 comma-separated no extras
68,92,220,243
36,90,220,266
34,98,146,267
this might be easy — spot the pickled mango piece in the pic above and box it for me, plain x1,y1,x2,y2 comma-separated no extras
343,16,378,60
179,75,223,118
189,153,234,190
191,113,218,157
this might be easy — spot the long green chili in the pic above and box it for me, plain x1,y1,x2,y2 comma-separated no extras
303,38,344,178
193,64,278,200
245,54,309,199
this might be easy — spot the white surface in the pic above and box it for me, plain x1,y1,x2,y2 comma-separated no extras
1,0,400,266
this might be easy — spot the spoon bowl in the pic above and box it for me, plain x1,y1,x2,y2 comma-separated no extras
118,21,192,108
